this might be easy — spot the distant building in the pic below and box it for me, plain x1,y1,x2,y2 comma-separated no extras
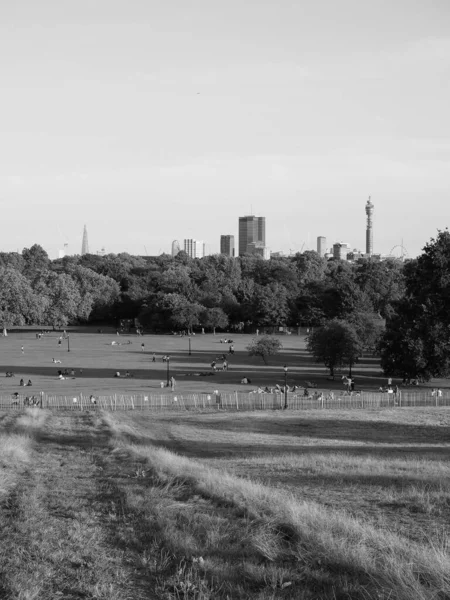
317,236,326,257
58,243,68,259
81,225,89,256
247,242,270,260
333,242,351,260
238,215,266,256
220,235,235,257
183,239,205,259
171,240,181,257
97,247,106,257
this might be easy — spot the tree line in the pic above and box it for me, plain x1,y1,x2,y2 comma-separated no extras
1,231,449,381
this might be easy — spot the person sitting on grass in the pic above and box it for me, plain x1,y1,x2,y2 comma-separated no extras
240,377,251,384
19,378,25,386
26,379,32,386
114,371,121,378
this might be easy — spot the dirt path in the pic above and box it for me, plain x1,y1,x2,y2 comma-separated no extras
0,411,155,600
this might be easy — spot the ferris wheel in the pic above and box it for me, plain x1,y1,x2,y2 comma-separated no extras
389,244,409,259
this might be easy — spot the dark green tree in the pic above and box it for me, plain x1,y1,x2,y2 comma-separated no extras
379,231,450,380
200,307,229,334
307,319,363,378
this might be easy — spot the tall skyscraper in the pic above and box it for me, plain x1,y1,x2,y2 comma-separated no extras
365,197,374,255
220,235,235,257
171,240,181,257
183,239,205,258
317,236,326,257
81,225,89,255
238,216,266,256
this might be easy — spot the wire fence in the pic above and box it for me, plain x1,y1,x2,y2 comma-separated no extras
1,390,450,412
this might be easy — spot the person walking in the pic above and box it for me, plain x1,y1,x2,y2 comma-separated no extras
21,346,24,354
141,342,145,352
152,353,156,362
170,376,176,391
223,359,228,371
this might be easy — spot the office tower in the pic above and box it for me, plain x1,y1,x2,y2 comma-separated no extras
317,236,326,257
171,240,181,257
220,235,235,257
365,196,374,255
81,225,89,255
183,239,205,259
333,242,351,260
238,215,266,256
247,242,271,260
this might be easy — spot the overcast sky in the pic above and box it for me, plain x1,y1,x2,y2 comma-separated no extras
1,0,449,259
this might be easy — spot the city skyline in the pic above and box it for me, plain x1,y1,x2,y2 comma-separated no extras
1,1,449,260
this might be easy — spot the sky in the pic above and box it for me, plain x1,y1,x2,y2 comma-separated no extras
0,0,449,259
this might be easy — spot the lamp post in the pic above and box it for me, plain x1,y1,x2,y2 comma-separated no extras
188,336,191,356
166,356,170,387
67,335,70,353
283,365,288,409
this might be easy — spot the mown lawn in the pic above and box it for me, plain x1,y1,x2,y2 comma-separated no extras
2,328,446,400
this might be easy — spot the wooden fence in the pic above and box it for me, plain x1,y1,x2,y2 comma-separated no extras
1,390,450,412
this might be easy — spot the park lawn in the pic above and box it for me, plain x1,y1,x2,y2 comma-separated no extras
1,328,448,400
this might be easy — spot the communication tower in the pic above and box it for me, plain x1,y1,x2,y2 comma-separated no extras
365,197,374,255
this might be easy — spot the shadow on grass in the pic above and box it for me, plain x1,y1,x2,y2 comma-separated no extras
187,417,450,445
109,427,450,462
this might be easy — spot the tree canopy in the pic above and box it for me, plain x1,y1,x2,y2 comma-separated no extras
379,230,450,381
307,320,363,377
247,335,283,365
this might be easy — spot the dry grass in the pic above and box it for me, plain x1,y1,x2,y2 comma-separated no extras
0,409,46,499
2,405,450,598
103,408,450,599
0,412,151,599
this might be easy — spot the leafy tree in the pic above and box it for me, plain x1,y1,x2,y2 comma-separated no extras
348,311,385,354
68,265,120,321
355,259,405,319
293,250,327,284
0,267,45,327
253,283,290,328
35,272,82,328
0,252,24,272
200,307,229,334
307,319,363,378
247,335,283,365
379,231,450,380
150,293,203,333
22,244,50,276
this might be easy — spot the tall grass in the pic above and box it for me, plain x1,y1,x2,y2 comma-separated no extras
0,408,47,497
115,440,450,600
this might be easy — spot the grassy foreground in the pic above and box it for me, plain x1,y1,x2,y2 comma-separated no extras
1,407,450,599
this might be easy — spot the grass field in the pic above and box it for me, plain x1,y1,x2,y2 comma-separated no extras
1,329,450,598
1,407,449,599
0,327,447,399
